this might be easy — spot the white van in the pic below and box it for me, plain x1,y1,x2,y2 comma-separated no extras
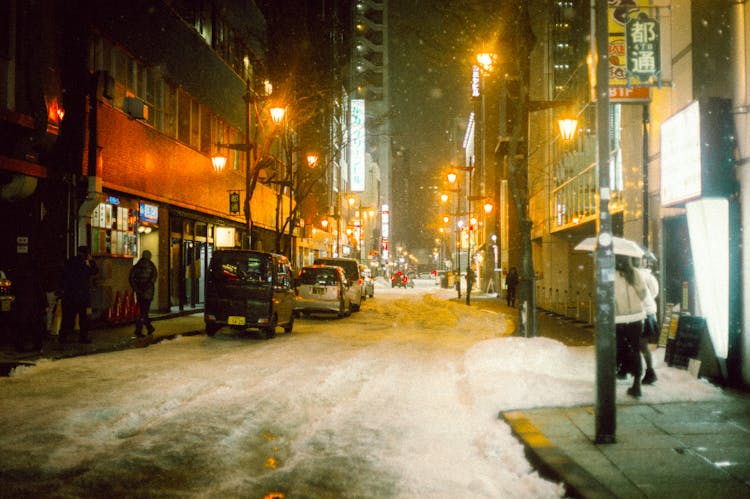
313,257,364,311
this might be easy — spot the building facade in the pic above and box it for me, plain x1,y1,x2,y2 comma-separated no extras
520,0,749,387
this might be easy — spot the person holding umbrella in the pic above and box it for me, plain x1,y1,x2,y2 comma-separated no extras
635,256,659,385
614,254,648,398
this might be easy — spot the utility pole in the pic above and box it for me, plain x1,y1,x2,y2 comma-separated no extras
594,0,616,444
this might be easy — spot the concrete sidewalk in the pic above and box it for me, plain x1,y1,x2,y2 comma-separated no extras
0,309,205,371
503,395,750,498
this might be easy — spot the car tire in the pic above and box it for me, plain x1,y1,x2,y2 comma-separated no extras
351,298,361,312
283,314,294,334
206,324,220,337
262,316,277,339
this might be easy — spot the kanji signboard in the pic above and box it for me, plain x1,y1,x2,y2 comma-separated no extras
626,12,661,84
229,191,240,214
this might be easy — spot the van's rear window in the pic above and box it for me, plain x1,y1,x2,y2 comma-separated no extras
299,268,338,286
212,253,270,284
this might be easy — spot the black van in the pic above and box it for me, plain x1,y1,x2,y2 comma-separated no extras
204,250,295,338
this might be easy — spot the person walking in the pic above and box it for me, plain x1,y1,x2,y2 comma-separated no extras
636,257,659,385
505,267,519,307
614,254,647,398
11,262,48,353
465,265,475,305
129,249,158,337
60,245,98,344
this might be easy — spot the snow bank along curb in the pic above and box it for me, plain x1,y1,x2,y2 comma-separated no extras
501,410,617,499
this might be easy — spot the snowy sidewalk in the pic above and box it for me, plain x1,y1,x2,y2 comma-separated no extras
503,395,750,498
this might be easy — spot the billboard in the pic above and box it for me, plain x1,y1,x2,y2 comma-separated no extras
350,99,366,192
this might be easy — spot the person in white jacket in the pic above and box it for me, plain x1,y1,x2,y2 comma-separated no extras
615,255,648,398
635,258,659,385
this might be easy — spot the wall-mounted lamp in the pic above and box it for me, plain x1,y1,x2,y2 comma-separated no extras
211,155,228,173
558,117,579,142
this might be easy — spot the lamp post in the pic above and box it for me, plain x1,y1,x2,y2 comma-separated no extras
211,78,278,249
476,52,496,293
448,164,474,300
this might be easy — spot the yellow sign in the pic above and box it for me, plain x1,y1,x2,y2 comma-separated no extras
609,0,655,98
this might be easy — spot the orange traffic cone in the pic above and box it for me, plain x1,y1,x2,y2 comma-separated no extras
123,290,133,321
112,290,122,323
129,292,138,320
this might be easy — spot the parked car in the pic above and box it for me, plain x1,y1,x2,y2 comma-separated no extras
294,265,351,318
390,271,413,288
0,270,13,313
313,257,364,311
360,265,375,298
204,250,295,338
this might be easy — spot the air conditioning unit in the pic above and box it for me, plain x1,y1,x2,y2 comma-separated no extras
123,97,149,120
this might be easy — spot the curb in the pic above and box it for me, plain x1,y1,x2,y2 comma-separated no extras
501,410,617,499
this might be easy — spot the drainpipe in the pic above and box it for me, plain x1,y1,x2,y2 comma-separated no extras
77,72,103,247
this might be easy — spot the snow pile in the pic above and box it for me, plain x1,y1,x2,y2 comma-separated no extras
0,283,725,498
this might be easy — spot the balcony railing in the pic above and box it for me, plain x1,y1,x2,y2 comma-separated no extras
550,150,623,231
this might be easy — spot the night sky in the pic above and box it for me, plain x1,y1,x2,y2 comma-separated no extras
389,0,501,253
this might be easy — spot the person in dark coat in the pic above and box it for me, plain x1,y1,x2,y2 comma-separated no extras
505,267,519,307
129,249,158,337
12,264,48,352
60,245,98,343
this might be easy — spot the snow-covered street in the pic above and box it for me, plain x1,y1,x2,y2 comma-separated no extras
0,281,725,498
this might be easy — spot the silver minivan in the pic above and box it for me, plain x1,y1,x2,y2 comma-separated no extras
313,257,364,311
294,265,351,318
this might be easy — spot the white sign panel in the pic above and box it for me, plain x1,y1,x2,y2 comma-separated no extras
215,227,236,248
350,99,366,192
381,204,389,239
661,101,702,206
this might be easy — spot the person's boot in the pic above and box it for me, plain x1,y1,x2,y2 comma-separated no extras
642,368,657,385
627,377,642,398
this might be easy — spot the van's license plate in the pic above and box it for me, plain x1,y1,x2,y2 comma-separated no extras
228,316,246,325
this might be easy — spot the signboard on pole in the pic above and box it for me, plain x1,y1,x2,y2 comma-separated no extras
626,12,661,85
350,99,366,192
607,0,663,103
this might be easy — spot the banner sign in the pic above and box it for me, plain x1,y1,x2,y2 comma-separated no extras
229,191,240,214
350,99,366,192
626,12,661,84
608,0,658,102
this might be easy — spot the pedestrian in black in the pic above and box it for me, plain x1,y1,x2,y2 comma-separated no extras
129,249,158,337
466,266,475,305
505,267,519,307
11,262,48,353
60,245,98,343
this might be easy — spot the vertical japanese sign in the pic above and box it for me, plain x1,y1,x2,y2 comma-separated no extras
350,99,366,192
229,191,240,214
626,12,660,84
471,65,480,100
608,0,654,102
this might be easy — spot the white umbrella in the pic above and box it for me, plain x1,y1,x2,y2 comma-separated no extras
574,235,645,257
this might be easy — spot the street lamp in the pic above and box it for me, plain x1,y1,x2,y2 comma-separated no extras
211,77,281,248
558,117,578,142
